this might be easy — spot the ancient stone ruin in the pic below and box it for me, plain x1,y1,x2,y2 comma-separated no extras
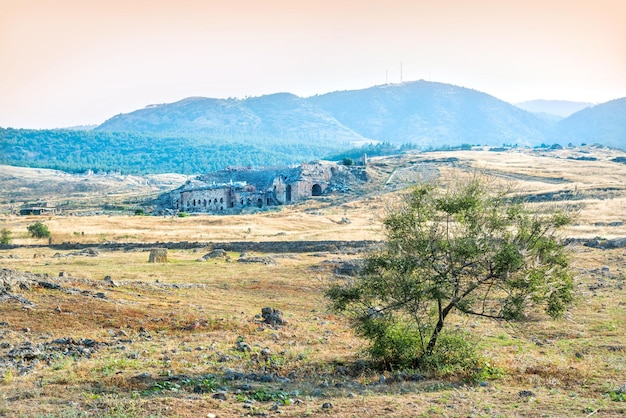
156,160,368,214
148,248,168,263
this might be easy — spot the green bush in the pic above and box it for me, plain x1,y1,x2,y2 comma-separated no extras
27,221,51,239
0,228,11,244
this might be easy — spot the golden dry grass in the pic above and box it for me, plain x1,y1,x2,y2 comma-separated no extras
1,146,625,417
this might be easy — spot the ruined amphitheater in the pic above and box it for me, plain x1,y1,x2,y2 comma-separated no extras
156,160,368,214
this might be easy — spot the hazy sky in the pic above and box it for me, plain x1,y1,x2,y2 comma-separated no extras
1,0,625,129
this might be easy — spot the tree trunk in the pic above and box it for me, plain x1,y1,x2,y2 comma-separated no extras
425,300,454,356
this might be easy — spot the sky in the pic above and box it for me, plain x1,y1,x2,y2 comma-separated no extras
1,0,625,129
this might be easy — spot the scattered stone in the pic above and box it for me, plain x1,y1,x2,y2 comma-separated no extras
212,392,227,401
518,390,535,398
322,402,333,409
148,248,168,263
236,341,251,352
311,388,323,397
103,275,118,287
202,249,228,260
260,307,286,326
238,256,277,265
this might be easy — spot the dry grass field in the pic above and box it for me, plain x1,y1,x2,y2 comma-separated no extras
1,146,625,417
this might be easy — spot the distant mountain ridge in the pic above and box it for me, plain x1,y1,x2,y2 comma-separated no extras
2,80,625,175
96,81,553,147
515,100,593,118
308,81,549,147
556,98,626,148
96,93,366,146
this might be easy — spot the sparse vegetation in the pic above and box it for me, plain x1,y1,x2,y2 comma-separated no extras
26,221,51,239
0,146,625,417
0,228,11,244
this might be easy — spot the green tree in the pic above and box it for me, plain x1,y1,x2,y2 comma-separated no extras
327,177,574,369
0,228,11,244
27,221,51,239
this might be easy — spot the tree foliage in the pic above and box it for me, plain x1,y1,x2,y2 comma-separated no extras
0,228,11,244
0,128,346,175
327,176,574,369
27,222,51,239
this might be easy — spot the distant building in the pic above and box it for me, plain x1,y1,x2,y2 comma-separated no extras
157,161,367,214
19,202,57,216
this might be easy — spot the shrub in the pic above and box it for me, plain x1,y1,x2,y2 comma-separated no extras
0,228,11,244
27,221,51,239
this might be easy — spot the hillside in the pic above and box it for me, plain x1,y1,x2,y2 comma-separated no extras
1,145,625,416
309,81,551,147
0,128,346,175
2,81,625,175
556,98,626,148
96,94,365,146
97,81,553,148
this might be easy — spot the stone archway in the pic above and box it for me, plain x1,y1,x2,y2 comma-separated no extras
312,184,322,196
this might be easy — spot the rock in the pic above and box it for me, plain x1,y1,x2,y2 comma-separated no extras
212,392,227,401
236,341,251,352
261,307,286,326
238,256,277,265
148,248,168,263
322,402,333,409
103,275,118,287
518,390,535,398
202,249,228,260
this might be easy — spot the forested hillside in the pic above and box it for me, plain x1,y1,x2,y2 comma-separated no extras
0,128,344,174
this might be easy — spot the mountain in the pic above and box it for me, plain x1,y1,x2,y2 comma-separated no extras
309,81,550,147
3,81,624,175
96,81,552,149
96,93,366,146
556,98,626,148
515,100,593,118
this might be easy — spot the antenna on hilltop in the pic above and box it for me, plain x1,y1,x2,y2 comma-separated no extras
385,69,388,84
400,61,403,83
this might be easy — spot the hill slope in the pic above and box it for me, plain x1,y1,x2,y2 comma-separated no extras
98,81,552,148
556,98,626,148
2,82,625,175
96,93,365,146
309,81,551,147
0,128,345,175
